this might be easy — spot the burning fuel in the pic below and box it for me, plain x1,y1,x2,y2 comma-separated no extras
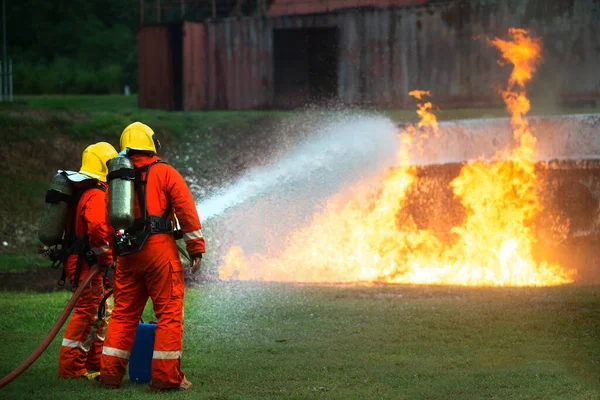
217,29,580,286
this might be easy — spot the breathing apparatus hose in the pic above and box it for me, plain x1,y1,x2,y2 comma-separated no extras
0,265,101,389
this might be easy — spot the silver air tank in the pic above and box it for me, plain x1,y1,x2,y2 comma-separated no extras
38,172,73,246
107,155,135,231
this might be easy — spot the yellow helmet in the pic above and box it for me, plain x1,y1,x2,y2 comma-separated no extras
79,142,118,182
120,122,160,153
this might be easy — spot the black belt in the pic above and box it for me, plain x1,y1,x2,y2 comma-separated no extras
131,216,174,234
148,216,174,233
116,216,176,256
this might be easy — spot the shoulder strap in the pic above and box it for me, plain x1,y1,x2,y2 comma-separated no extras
135,160,168,223
64,188,85,247
65,182,106,244
116,161,170,256
63,183,104,288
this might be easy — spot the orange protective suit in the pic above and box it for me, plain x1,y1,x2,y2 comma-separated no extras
58,181,113,378
100,153,205,390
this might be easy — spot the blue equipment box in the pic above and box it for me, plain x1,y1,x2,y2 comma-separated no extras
128,322,156,384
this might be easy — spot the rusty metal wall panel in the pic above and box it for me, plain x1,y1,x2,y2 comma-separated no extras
237,20,245,110
390,8,407,105
182,22,207,110
233,20,243,110
206,23,217,109
379,10,393,105
200,17,274,110
249,18,259,108
218,23,230,108
229,20,237,109
363,11,375,105
221,22,230,109
139,0,598,110
268,0,431,17
205,24,215,109
262,18,275,108
339,12,361,104
138,26,173,110
346,0,600,108
225,20,234,109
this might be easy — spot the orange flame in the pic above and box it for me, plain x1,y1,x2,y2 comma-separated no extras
489,27,543,160
218,29,573,286
490,28,542,88
403,90,438,153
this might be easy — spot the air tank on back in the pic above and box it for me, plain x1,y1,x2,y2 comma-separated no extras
38,172,73,246
107,155,135,230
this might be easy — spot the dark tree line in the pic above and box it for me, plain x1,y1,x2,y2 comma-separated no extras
7,0,139,94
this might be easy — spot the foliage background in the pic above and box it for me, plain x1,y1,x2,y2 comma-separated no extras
8,0,139,94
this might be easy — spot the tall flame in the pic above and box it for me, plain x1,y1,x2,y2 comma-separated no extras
218,29,573,286
489,27,543,160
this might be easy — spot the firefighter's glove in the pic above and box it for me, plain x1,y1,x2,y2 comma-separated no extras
190,255,202,274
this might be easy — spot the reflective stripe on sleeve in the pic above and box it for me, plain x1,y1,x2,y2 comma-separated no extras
61,338,85,349
91,244,110,255
102,346,131,359
153,350,182,360
183,230,203,242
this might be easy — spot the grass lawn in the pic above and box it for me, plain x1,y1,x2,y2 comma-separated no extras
2,95,598,139
1,95,288,143
0,254,46,272
1,283,600,399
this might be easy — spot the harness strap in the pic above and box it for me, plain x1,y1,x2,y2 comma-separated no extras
117,160,173,256
107,168,135,182
136,160,165,220
60,182,105,288
70,235,97,288
45,189,70,204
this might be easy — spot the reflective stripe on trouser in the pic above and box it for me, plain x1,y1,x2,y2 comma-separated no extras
101,234,185,388
58,256,104,378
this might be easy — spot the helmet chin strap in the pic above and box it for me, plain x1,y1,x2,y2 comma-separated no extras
153,136,161,152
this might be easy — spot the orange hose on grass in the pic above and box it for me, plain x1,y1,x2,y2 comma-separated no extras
0,266,101,389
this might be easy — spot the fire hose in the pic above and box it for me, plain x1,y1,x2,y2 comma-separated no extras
0,265,101,389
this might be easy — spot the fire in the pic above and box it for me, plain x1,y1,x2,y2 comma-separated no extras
489,27,543,161
406,90,438,146
218,29,574,286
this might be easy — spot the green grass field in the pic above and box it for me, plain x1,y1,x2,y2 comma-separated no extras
1,95,287,144
1,283,600,399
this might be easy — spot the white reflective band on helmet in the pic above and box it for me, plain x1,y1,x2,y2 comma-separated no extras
61,338,85,350
183,230,203,242
91,244,110,255
153,350,182,360
102,346,131,359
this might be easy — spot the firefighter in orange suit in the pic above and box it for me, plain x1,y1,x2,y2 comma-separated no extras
58,142,118,379
100,122,205,391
